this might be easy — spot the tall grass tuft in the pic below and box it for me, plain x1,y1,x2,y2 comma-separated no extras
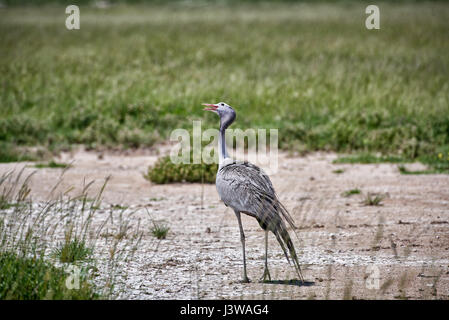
150,221,170,240
0,169,144,299
362,193,385,206
0,251,98,300
52,237,93,263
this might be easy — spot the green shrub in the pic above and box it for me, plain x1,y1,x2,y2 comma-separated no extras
417,147,449,174
145,156,217,184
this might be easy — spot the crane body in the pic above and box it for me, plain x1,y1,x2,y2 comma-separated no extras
203,102,304,283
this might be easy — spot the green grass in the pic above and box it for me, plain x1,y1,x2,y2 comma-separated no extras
52,238,93,263
0,3,448,159
149,197,166,202
110,204,129,210
0,195,12,210
342,188,361,197
0,142,42,163
415,148,449,173
334,153,407,164
362,193,385,206
335,149,449,174
398,165,436,175
150,221,170,240
332,169,345,174
34,160,70,169
0,196,24,210
0,251,99,300
0,170,144,299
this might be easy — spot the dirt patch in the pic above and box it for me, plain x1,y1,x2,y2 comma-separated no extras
1,146,448,299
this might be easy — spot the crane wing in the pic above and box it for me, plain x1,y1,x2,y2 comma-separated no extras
216,161,296,230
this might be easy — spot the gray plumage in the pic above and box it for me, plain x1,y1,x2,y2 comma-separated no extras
203,101,304,283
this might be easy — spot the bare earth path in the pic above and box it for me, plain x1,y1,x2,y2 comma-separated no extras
1,146,448,299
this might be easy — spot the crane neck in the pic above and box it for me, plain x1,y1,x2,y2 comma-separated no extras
218,127,231,168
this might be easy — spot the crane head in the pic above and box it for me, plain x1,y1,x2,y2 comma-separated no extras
202,102,233,113
202,102,236,129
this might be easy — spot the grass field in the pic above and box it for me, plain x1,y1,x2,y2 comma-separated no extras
0,2,448,165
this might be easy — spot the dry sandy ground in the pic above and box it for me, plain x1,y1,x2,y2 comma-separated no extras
1,146,448,300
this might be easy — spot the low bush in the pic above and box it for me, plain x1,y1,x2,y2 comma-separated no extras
145,156,217,184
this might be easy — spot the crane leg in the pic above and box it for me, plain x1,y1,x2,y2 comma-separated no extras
260,230,271,282
235,211,250,283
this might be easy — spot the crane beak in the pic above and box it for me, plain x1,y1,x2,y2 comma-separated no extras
202,103,218,112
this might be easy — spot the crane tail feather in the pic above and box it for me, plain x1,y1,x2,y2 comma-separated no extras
274,223,304,283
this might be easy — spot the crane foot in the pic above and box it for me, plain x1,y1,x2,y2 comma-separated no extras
259,267,271,282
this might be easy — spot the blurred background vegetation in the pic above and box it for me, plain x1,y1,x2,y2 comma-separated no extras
0,0,448,169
